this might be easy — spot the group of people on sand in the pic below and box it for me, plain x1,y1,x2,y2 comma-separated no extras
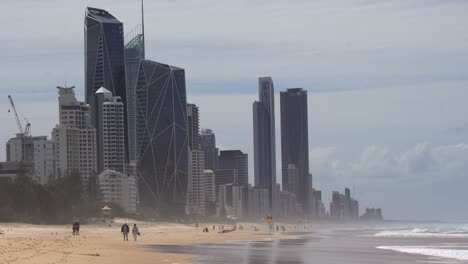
71,220,140,242
121,223,140,241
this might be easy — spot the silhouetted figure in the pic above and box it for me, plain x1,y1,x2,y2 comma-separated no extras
121,223,130,241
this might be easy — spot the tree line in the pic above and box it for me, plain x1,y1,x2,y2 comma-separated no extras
0,164,125,224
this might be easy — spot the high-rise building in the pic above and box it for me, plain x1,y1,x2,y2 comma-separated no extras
200,129,218,170
214,168,236,197
330,188,359,221
91,87,126,173
247,187,269,219
85,7,128,162
187,104,206,215
6,135,55,185
252,76,276,212
135,60,188,215
280,88,311,213
203,169,216,204
52,86,97,187
217,184,244,219
187,104,200,150
218,150,248,186
124,1,145,162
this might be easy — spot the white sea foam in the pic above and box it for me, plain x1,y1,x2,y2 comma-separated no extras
378,246,468,261
374,228,468,238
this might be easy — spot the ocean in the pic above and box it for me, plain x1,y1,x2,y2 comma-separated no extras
146,222,468,263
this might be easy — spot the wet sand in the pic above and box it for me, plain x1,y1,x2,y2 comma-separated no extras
146,228,468,263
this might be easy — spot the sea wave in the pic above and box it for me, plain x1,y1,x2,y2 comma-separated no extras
378,246,468,261
374,227,468,238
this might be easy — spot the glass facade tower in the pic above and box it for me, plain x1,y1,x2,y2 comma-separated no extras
280,88,311,214
252,77,276,212
135,60,188,215
85,7,128,167
124,26,145,162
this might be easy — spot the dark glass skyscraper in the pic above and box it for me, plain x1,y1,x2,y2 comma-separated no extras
85,7,128,167
218,150,248,186
280,88,311,213
187,104,200,150
124,1,145,162
252,77,276,212
200,129,218,170
135,60,188,215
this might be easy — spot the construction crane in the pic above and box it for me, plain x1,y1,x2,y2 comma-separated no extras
8,95,31,137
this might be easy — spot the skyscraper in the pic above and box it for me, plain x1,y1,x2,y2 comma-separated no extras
218,150,248,186
187,104,200,150
252,76,276,212
280,88,311,213
85,7,128,165
200,129,218,170
124,1,145,162
91,87,126,173
187,103,206,215
52,86,97,187
135,60,188,215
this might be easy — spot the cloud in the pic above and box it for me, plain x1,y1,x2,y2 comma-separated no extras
311,143,468,220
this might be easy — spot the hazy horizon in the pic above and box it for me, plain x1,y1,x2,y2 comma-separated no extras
1,0,468,221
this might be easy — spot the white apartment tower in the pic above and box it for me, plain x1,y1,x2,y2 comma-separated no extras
6,134,55,185
52,86,97,186
187,103,207,215
92,87,126,173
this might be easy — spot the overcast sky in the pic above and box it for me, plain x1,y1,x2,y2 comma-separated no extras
1,0,468,221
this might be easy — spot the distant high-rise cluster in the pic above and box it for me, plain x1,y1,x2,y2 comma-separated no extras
0,2,380,221
330,188,359,221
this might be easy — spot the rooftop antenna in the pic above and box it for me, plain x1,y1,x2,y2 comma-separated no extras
141,0,146,58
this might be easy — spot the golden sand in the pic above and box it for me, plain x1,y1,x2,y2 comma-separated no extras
0,222,284,264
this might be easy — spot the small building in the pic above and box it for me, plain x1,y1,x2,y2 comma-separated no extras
98,169,138,214
0,161,34,183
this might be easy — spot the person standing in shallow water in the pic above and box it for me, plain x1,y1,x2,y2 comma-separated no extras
121,223,130,241
132,224,140,242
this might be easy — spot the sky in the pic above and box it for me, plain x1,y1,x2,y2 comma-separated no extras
1,0,468,221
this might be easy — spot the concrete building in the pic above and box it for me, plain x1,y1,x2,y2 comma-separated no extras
188,149,206,215
218,150,248,186
0,161,34,183
91,87,126,173
247,187,269,219
330,188,359,221
52,86,97,187
200,129,218,171
361,208,383,221
98,169,137,214
280,88,311,214
6,135,55,185
187,103,207,215
252,76,276,213
278,190,300,218
214,168,236,197
217,184,244,219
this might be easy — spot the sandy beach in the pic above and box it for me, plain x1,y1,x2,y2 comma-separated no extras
0,220,285,264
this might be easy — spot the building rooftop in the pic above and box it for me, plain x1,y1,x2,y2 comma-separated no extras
86,7,122,24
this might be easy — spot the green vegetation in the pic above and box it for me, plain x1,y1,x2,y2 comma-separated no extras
0,168,102,224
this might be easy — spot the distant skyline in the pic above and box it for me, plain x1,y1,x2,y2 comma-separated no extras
1,0,468,220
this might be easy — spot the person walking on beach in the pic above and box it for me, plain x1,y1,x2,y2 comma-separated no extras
121,223,130,241
132,224,140,242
